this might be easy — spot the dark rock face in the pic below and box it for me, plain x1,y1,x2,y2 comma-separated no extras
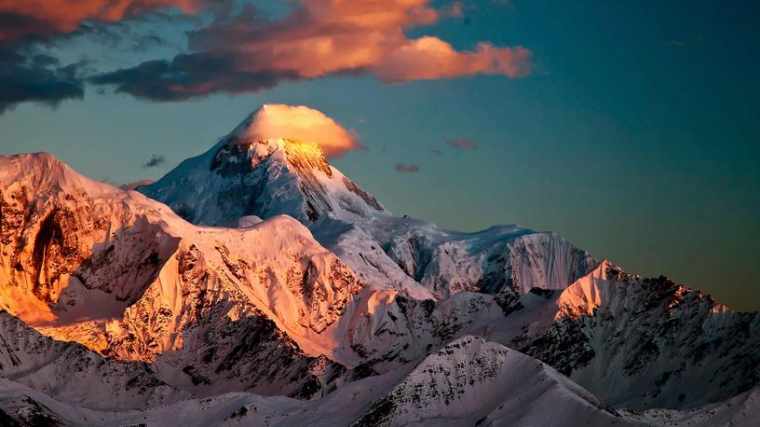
515,273,760,409
100,241,354,399
173,312,343,399
514,317,595,376
0,311,181,411
0,186,124,306
342,177,383,211
32,210,68,301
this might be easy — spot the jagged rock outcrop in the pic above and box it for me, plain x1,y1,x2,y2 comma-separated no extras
0,310,184,411
509,262,760,409
352,336,641,427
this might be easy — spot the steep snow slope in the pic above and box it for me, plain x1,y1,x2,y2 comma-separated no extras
621,386,760,427
0,153,166,325
3,372,757,427
506,261,760,409
352,336,638,427
10,335,755,427
332,215,597,299
140,106,598,300
0,152,364,401
0,310,186,411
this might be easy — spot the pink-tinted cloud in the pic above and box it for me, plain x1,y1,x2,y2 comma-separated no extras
0,0,203,42
245,104,360,158
447,138,479,150
374,37,531,82
93,0,533,100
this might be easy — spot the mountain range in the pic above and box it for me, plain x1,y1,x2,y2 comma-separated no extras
0,105,757,426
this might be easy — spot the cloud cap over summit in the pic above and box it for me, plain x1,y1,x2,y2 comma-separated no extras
237,104,360,158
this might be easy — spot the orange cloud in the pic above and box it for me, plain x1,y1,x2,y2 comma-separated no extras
193,0,531,82
0,0,202,41
245,104,360,158
373,37,532,82
94,0,533,100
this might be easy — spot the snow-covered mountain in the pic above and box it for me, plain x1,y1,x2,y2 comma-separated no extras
0,105,758,426
140,105,599,303
0,153,360,401
139,105,385,227
510,262,760,409
1,334,757,426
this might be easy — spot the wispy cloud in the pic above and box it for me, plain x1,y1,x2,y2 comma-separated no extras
143,154,166,168
395,163,420,173
446,138,478,150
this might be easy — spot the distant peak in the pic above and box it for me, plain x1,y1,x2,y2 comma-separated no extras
229,104,359,158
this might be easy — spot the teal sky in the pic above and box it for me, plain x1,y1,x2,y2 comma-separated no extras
1,1,758,310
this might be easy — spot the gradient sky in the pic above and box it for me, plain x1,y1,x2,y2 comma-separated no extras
1,1,758,310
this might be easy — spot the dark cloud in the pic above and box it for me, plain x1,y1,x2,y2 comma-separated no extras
91,52,294,101
0,1,208,114
446,138,478,150
131,34,167,51
143,154,167,168
395,163,420,173
0,46,84,114
0,12,56,43
63,16,182,52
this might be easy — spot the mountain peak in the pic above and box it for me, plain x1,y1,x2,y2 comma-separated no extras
213,136,332,177
140,105,383,226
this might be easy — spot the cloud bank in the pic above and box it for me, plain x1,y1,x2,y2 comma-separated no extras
92,0,533,100
245,104,359,158
0,0,533,111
